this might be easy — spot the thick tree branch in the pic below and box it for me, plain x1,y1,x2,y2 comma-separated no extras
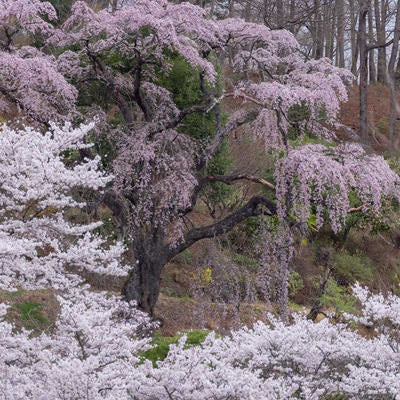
348,204,367,213
202,174,275,190
0,87,50,127
224,91,266,107
174,108,263,219
200,108,262,168
133,59,150,122
169,195,276,259
367,38,393,51
161,96,223,132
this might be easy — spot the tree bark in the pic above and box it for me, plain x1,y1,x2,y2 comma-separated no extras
276,0,284,28
336,0,345,67
374,0,387,84
350,0,359,76
289,0,296,33
359,0,369,145
228,0,235,17
388,1,400,149
313,0,324,59
368,0,376,83
323,2,334,60
122,240,168,315
209,0,215,16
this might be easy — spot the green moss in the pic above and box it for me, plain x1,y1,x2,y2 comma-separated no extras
288,301,306,312
177,296,193,303
184,330,209,346
289,134,336,147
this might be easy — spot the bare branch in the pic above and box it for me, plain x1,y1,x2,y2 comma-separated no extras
367,38,394,51
202,174,275,191
348,205,367,213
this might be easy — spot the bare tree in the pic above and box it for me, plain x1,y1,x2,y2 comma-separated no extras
374,0,388,83
359,0,369,144
336,0,345,67
388,1,400,148
368,0,377,82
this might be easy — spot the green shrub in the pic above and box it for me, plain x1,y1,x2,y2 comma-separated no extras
332,250,376,286
158,54,219,140
287,101,311,123
159,54,235,211
288,271,304,299
47,0,74,22
376,117,388,135
230,252,258,270
320,279,358,315
202,138,235,208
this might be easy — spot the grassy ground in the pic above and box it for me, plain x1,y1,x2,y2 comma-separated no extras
0,289,58,334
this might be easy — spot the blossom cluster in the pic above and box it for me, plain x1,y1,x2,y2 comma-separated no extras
275,143,400,232
0,1,77,122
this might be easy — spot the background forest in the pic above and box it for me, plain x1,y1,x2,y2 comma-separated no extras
2,0,400,399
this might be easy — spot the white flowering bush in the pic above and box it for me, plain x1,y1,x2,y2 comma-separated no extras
132,287,400,400
0,123,152,399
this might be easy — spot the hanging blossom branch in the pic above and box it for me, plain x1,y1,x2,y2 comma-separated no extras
275,143,400,233
174,167,372,262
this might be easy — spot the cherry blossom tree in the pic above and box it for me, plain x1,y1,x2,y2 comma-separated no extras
2,1,400,397
0,122,152,399
0,0,77,123
0,122,128,289
41,0,400,315
2,176,400,400
1,147,400,400
0,289,151,400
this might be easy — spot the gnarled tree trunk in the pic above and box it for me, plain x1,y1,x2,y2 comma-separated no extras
109,193,277,315
122,239,168,315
